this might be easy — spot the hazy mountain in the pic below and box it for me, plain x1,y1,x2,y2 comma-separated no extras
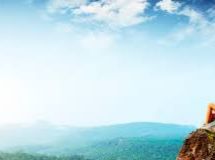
0,122,195,154
0,121,195,159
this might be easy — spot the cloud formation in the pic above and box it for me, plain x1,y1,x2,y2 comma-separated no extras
29,0,215,45
154,0,215,46
46,0,150,28
76,0,149,27
155,0,181,13
47,0,86,13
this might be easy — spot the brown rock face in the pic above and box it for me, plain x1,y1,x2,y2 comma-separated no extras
177,129,215,160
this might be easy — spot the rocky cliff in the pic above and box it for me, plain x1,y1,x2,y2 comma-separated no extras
177,129,215,160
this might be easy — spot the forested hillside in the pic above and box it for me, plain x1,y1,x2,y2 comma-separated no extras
0,152,90,160
74,137,183,160
0,137,183,160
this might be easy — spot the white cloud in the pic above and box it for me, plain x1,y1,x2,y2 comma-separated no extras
46,0,150,28
155,0,181,13
157,4,215,46
76,0,149,27
47,0,86,13
175,7,208,40
32,0,215,45
179,7,207,26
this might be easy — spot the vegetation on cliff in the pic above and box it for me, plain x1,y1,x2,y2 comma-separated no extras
177,129,215,160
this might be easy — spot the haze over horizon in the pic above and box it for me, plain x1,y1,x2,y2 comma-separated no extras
0,0,215,127
0,119,197,128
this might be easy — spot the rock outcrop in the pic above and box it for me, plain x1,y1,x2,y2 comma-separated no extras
177,129,215,160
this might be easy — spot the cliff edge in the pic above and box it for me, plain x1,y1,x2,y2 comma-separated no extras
177,129,215,160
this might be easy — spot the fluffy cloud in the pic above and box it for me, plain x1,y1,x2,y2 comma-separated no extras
75,0,150,27
155,0,181,13
46,0,150,28
47,0,86,13
179,7,207,26
155,0,208,29
158,6,215,46
30,0,215,45
153,0,215,45
159,0,215,46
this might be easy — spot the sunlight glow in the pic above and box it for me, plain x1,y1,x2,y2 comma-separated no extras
0,78,28,124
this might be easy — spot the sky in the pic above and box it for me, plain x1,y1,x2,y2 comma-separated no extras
0,0,215,127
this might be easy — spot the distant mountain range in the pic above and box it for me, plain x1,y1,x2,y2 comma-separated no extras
0,122,195,159
0,122,195,148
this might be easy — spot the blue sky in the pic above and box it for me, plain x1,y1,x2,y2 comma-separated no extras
0,0,215,127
